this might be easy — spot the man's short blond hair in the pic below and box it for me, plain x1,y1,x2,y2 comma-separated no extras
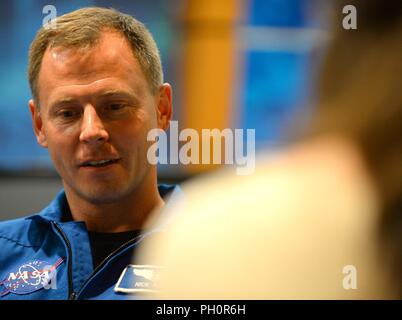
28,7,163,105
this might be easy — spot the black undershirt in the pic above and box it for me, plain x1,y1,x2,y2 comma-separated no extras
60,185,176,270
61,202,142,269
88,230,141,269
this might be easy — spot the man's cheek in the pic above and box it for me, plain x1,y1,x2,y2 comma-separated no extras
48,148,70,175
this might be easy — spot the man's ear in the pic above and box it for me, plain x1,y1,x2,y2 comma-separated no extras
28,99,48,148
156,83,173,131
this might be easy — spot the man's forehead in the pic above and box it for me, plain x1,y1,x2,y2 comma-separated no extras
47,81,140,102
37,31,147,105
42,31,136,76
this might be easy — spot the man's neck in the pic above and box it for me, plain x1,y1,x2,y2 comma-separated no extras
63,173,164,233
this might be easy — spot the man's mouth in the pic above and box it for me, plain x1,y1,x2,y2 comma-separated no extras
81,159,120,168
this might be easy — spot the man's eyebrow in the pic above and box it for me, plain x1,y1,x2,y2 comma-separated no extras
98,90,142,105
98,90,136,99
49,98,80,110
48,91,140,111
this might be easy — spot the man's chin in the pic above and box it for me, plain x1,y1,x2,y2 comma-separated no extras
75,185,132,205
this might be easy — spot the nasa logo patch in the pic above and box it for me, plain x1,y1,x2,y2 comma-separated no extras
0,258,64,296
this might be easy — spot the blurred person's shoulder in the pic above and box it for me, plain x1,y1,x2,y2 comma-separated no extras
139,135,396,298
170,135,379,224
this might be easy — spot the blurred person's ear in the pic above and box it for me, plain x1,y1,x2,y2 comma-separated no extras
156,83,173,131
28,99,48,148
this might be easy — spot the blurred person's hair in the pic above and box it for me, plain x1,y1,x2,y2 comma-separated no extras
28,7,163,106
309,0,402,294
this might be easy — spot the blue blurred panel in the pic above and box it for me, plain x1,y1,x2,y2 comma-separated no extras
0,0,96,170
241,51,310,146
240,0,319,148
248,0,310,27
0,0,178,171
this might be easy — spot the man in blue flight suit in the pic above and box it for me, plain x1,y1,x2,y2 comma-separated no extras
0,7,179,299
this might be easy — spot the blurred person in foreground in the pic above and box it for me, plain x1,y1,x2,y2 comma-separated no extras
136,0,402,299
0,7,177,299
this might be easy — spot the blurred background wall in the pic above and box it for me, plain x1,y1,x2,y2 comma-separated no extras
0,0,330,220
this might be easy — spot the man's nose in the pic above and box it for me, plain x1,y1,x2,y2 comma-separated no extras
79,105,109,144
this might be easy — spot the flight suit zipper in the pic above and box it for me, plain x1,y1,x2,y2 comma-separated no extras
51,221,149,300
72,234,145,299
51,221,75,299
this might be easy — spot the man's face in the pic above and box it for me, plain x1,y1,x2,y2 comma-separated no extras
29,31,171,204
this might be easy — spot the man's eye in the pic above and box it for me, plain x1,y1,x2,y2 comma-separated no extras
109,103,126,111
58,110,77,118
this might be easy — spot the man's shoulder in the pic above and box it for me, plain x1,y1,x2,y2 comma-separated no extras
0,215,31,231
0,214,43,248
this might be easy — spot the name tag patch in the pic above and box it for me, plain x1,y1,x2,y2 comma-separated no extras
114,265,162,294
